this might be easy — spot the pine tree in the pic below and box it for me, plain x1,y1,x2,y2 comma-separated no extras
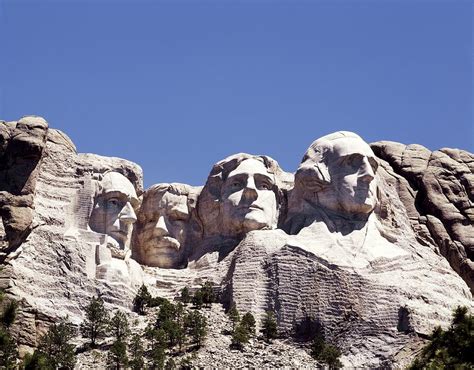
0,327,18,368
107,311,130,369
108,339,128,370
128,333,145,370
180,287,191,304
227,303,240,331
231,323,249,350
201,281,215,307
22,351,49,369
261,311,278,343
409,306,474,369
186,311,207,348
80,296,109,347
149,345,166,369
192,290,203,309
0,287,18,368
108,311,131,341
310,335,342,368
36,319,77,369
133,284,152,315
241,312,256,336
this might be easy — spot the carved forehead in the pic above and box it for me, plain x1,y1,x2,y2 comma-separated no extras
143,190,188,211
99,172,138,203
227,158,274,180
305,131,375,162
330,137,375,160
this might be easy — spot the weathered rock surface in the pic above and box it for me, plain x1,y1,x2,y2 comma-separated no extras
0,116,472,367
371,141,474,292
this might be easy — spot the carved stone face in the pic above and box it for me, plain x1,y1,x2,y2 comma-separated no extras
136,191,189,268
89,172,138,249
221,158,277,235
327,137,378,215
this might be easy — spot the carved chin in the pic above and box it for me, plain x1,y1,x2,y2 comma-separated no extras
107,229,129,247
143,241,182,268
146,236,181,251
242,212,272,232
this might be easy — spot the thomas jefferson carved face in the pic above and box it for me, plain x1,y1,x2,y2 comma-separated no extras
136,187,189,268
89,172,139,249
329,137,378,215
221,158,278,235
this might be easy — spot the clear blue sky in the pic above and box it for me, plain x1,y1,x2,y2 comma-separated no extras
1,1,472,188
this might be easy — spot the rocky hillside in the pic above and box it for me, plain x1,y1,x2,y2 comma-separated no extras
0,116,472,368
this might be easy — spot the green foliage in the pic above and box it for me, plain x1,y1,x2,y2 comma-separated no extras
148,296,168,308
310,336,342,369
260,311,278,343
80,296,109,347
201,281,215,307
0,326,18,369
227,303,240,331
186,311,207,347
180,287,191,304
1,300,18,328
192,290,203,309
231,323,249,350
128,334,145,370
108,311,131,342
145,326,167,368
241,312,256,336
36,319,77,369
108,340,128,370
145,326,167,349
0,288,18,368
409,306,474,369
22,351,49,370
149,344,166,369
156,299,176,324
133,284,152,315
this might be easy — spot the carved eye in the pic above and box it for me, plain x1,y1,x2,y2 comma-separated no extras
259,182,271,190
231,181,242,189
106,198,122,209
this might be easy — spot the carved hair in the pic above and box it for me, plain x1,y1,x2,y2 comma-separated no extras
295,131,367,192
140,182,200,216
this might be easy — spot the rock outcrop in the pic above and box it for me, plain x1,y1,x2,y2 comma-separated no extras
0,117,472,367
371,142,474,292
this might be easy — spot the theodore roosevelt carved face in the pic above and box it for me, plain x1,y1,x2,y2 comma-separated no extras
135,183,192,268
89,171,139,250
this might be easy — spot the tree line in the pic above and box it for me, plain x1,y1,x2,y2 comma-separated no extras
1,277,472,369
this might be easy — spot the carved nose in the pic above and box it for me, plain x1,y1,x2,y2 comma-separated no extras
242,186,258,202
118,202,137,224
155,215,169,236
358,158,375,183
242,176,258,202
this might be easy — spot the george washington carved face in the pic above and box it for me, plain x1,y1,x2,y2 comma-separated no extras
296,132,378,216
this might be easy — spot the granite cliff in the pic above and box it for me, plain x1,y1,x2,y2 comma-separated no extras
0,116,472,367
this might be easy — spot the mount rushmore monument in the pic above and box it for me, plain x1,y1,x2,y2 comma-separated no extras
0,116,472,366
